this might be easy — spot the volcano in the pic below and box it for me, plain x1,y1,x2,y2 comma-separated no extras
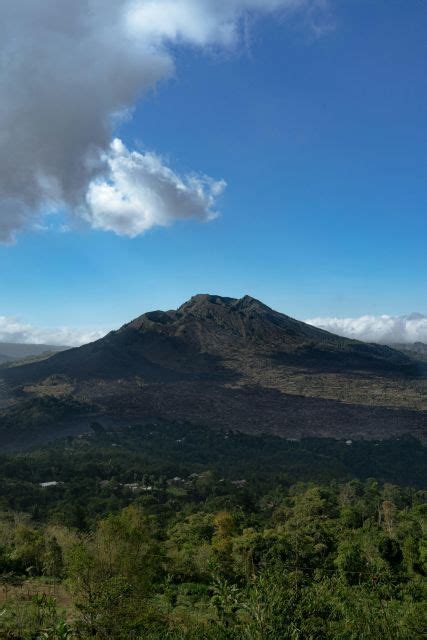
1,295,425,445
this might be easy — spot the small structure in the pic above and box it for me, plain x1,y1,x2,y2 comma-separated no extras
123,483,140,492
231,479,247,488
39,481,61,488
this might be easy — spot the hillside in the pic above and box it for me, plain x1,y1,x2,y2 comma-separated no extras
0,295,425,446
389,342,427,362
0,342,67,364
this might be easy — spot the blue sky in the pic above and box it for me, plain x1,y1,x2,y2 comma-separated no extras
0,0,426,343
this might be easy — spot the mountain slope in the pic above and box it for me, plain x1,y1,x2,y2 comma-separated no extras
1,295,425,445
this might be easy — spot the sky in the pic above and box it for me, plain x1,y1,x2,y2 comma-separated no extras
0,0,426,345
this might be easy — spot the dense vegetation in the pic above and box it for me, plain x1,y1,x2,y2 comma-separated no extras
0,424,425,639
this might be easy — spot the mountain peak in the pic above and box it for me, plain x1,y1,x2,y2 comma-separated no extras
178,293,272,315
178,294,236,312
234,295,273,313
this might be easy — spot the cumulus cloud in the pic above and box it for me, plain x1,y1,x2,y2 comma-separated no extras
0,316,107,347
85,139,226,236
0,0,322,243
306,313,427,344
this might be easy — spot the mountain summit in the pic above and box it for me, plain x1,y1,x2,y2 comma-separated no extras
1,295,425,444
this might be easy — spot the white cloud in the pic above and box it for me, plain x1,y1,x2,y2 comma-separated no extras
306,313,427,344
0,316,107,347
85,139,225,236
0,0,326,242
126,0,308,47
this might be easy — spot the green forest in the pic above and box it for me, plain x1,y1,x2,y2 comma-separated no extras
0,424,425,639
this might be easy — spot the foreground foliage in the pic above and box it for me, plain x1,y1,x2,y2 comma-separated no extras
0,428,425,638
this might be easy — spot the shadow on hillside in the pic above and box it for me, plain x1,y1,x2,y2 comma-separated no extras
1,331,243,386
270,343,423,377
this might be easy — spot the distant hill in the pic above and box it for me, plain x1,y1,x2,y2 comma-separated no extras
0,342,68,363
1,295,425,447
390,342,427,362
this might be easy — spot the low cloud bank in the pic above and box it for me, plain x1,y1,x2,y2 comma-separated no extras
306,313,427,344
0,316,107,347
2,309,426,350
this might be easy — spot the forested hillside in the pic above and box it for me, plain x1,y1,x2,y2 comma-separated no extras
0,427,425,639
